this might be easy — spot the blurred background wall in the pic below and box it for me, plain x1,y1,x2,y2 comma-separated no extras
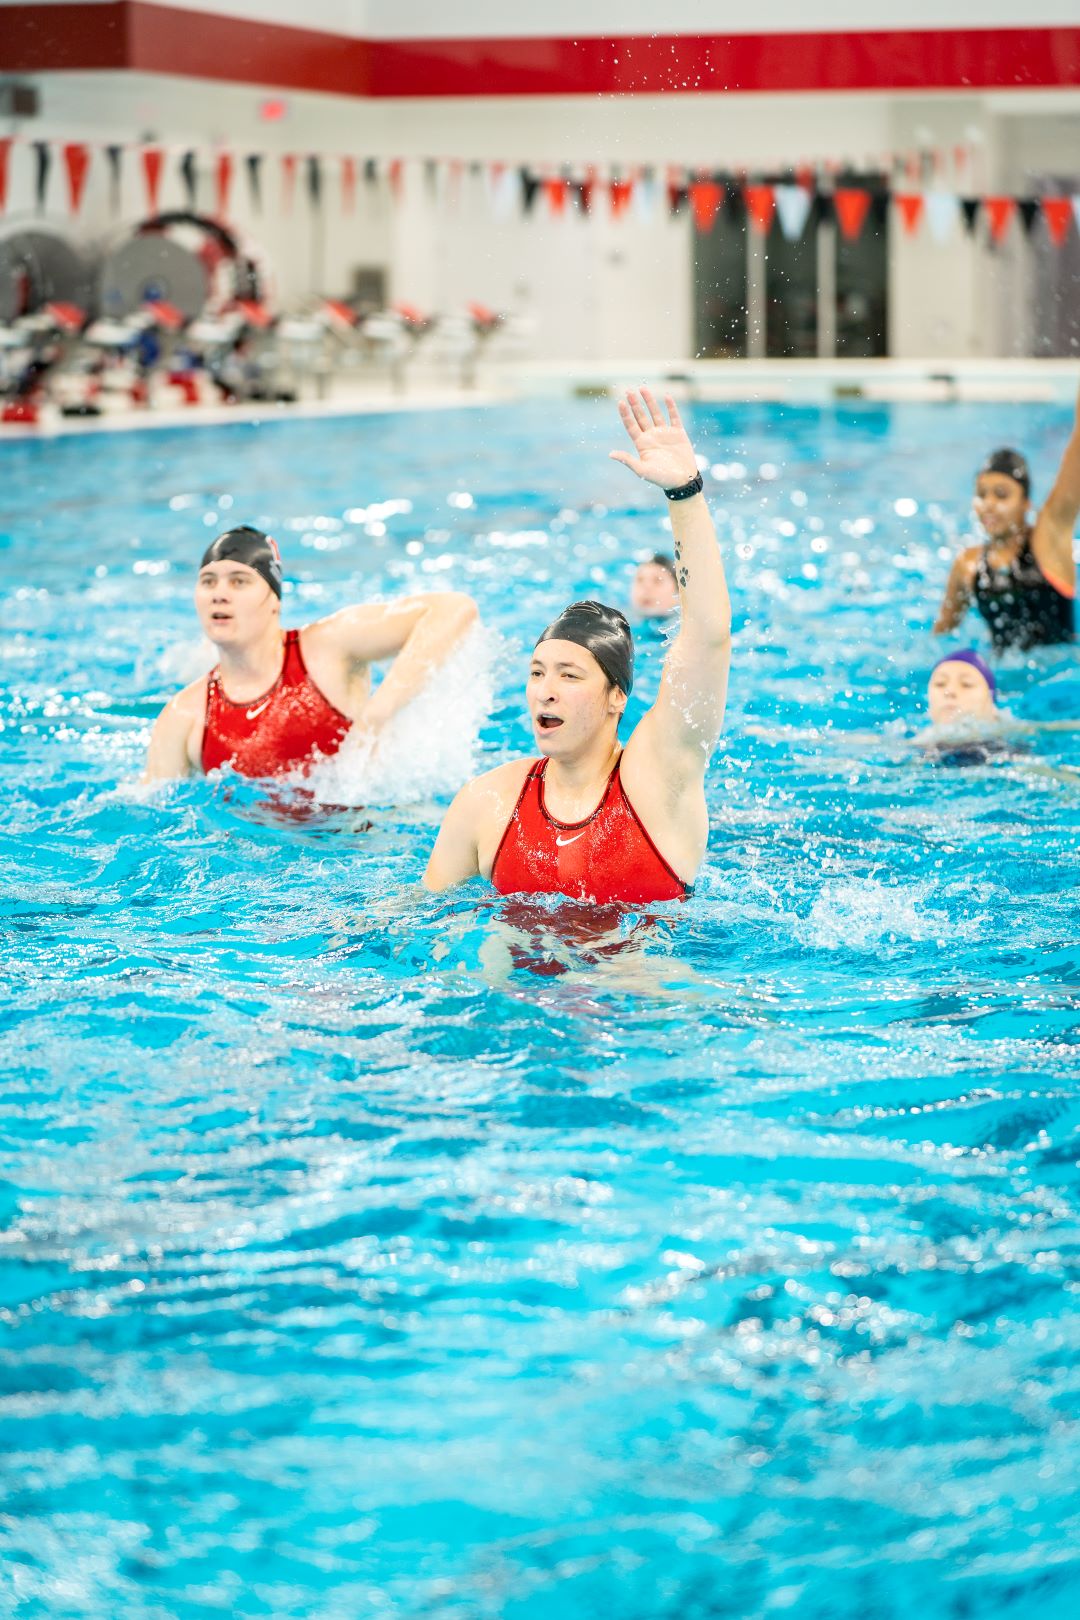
2,0,1078,361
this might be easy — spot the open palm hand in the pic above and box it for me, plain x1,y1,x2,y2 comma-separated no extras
610,387,699,491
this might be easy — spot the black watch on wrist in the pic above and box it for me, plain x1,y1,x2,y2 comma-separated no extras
664,472,704,501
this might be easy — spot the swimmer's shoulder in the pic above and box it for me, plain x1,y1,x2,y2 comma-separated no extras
148,675,208,776
951,543,982,578
453,756,533,818
426,757,534,890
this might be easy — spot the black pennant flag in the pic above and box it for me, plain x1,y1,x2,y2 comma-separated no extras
364,157,378,187
105,144,123,216
870,191,890,232
179,150,197,210
423,157,438,197
245,152,263,212
520,167,541,214
814,192,835,227
306,154,322,208
960,197,981,235
1018,197,1040,237
33,140,51,212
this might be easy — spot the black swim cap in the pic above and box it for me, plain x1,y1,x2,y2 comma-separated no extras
536,599,634,695
978,448,1030,497
199,525,283,598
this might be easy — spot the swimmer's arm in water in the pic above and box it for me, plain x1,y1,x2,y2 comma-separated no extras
423,782,482,892
610,390,732,783
144,678,206,780
305,592,478,733
1031,379,1080,592
933,546,980,634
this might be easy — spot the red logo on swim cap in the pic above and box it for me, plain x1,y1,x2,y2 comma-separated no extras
266,535,282,565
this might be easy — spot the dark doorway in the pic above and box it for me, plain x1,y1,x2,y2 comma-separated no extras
835,189,889,358
765,223,818,357
693,207,747,357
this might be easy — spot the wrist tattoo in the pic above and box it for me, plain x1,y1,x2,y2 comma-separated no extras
678,566,689,587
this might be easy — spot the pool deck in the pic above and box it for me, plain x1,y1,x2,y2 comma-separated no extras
2,358,1076,439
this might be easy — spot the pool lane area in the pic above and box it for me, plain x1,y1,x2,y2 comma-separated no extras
2,398,1079,1618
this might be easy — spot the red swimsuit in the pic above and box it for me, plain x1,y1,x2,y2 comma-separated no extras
201,628,352,777
490,757,689,904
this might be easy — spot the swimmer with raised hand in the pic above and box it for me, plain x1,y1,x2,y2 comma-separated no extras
146,525,478,779
424,389,731,903
934,381,1079,651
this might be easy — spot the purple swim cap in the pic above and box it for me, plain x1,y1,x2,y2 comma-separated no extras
931,648,997,700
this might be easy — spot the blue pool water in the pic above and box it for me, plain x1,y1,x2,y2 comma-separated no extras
2,398,1079,1619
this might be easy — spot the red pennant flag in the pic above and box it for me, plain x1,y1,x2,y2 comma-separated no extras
281,153,297,213
215,151,233,218
834,187,871,240
1040,197,1071,247
62,142,91,215
141,146,164,213
744,183,776,235
341,155,357,213
985,195,1015,244
688,179,723,233
610,178,633,219
0,137,11,214
544,176,568,217
894,193,924,237
447,157,463,208
387,158,403,202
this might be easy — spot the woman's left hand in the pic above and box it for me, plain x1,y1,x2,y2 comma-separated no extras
610,387,699,491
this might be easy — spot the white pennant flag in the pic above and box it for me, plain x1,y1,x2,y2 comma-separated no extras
774,184,813,241
634,169,658,224
488,164,522,221
926,191,958,244
1072,194,1080,239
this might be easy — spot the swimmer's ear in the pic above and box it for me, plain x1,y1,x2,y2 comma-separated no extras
609,685,628,718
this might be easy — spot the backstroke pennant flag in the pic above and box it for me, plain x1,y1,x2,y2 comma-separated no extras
833,187,872,240
744,183,776,235
62,142,91,216
984,195,1015,245
774,183,813,240
141,145,164,213
1040,196,1072,246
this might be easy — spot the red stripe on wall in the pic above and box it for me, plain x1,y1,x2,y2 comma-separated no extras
0,3,129,72
1,4,1078,95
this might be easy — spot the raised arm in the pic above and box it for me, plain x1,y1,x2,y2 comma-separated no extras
612,389,731,784
1032,381,1080,590
307,591,478,733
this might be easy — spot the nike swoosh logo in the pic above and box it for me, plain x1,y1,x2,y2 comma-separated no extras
555,831,587,847
246,698,272,720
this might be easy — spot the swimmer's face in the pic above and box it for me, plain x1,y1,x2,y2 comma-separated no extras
927,660,997,725
195,560,278,646
974,472,1027,539
631,562,678,619
527,639,626,756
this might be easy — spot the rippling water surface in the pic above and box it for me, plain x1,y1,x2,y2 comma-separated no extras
2,400,1079,1619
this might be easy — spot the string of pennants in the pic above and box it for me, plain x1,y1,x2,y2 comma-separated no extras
1,135,1078,248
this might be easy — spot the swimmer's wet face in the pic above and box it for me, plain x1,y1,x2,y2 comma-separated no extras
927,657,998,725
631,559,679,618
974,471,1028,540
527,639,626,756
195,559,279,647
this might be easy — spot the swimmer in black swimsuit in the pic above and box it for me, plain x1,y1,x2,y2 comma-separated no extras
934,382,1080,652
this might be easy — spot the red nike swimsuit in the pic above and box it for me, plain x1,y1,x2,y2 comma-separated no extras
490,757,689,904
201,628,352,777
